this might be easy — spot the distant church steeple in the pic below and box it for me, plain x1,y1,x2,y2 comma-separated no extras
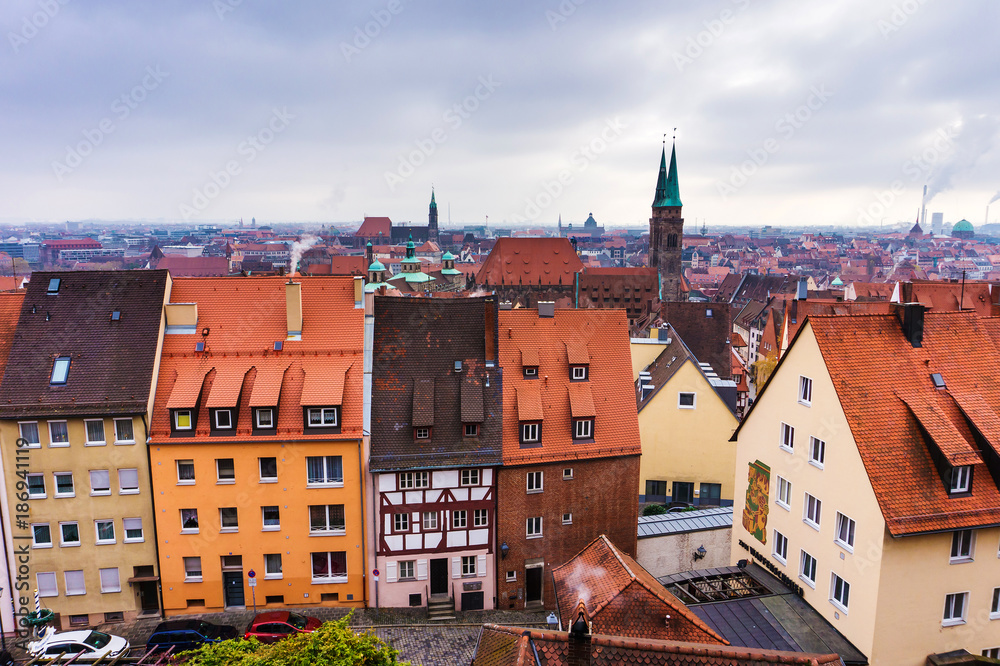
649,134,685,301
428,187,439,242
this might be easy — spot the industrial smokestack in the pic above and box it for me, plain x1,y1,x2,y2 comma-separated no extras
921,185,927,228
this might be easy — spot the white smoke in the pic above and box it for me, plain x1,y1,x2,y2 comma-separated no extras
989,191,1000,205
925,115,1000,203
288,234,320,276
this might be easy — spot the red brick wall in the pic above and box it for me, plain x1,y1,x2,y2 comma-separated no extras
496,455,639,610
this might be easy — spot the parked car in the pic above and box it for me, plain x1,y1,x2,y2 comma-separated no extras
244,611,322,644
147,619,239,653
28,629,130,661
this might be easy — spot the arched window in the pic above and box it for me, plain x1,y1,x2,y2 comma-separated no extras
667,233,678,248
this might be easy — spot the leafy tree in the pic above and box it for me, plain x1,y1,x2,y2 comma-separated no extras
751,350,779,388
178,615,408,666
642,504,667,516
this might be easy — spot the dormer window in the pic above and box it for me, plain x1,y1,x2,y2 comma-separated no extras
415,427,431,440
306,407,339,428
950,465,972,494
521,422,541,444
213,409,233,430
524,366,538,378
570,366,588,381
573,419,594,440
255,408,274,429
464,423,479,438
173,410,193,431
50,356,71,385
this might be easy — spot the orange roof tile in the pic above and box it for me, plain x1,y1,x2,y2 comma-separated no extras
566,341,590,365
167,367,209,409
568,383,596,418
521,347,539,367
248,364,286,406
205,367,248,408
300,358,351,406
499,309,641,465
477,237,584,286
896,392,981,466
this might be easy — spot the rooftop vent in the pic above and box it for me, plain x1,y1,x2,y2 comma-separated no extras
931,373,945,389
538,302,555,318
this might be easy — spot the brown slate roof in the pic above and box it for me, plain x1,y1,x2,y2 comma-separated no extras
0,271,169,418
370,296,503,472
472,625,842,665
552,535,726,645
0,291,26,387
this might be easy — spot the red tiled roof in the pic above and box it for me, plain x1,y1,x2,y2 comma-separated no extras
355,216,392,238
566,342,590,365
568,383,596,418
205,367,247,407
807,311,1000,535
499,309,641,465
156,255,229,277
477,238,584,286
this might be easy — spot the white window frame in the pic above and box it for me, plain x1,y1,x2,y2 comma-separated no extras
799,551,817,588
804,493,822,530
571,366,588,380
259,457,278,483
64,570,86,596
474,509,488,527
174,409,193,431
950,530,975,563
19,421,40,448
991,587,1000,620
262,505,281,531
398,560,415,580
99,567,121,593
118,468,139,495
461,555,476,576
526,516,542,538
422,511,438,530
123,517,143,543
176,459,195,485
398,471,429,489
306,407,339,427
678,392,696,409
773,530,788,564
255,408,274,428
573,419,593,439
415,427,430,440
53,472,75,498
452,510,467,529
943,591,969,627
799,376,813,405
89,469,111,496
113,418,135,444
306,456,344,487
50,356,71,384
95,519,116,545
309,504,346,535
214,409,233,430
985,649,1000,659
31,523,52,548
830,573,850,613
180,508,199,533
780,422,794,452
310,551,348,584
184,557,202,582
524,367,538,378
809,437,825,468
460,469,480,486
48,420,69,447
527,471,543,493
506,570,517,582
562,512,573,525
216,458,235,484
563,467,574,480
521,422,540,443
84,418,106,445
219,507,239,533
27,473,46,498
464,423,479,437
264,553,283,579
393,513,410,532
835,512,856,552
60,521,80,547
951,465,971,493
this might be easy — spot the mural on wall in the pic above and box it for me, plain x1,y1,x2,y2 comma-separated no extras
742,460,770,545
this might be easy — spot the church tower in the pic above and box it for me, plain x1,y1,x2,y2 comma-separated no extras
428,188,439,243
649,141,684,301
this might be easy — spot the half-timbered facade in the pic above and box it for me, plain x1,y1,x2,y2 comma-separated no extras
370,296,502,611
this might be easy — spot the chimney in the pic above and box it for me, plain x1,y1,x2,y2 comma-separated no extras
899,302,925,348
353,275,364,308
796,276,808,300
286,281,303,339
484,296,497,366
538,301,555,318
567,601,592,666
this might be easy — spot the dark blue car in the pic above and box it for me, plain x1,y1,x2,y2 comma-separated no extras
146,620,238,653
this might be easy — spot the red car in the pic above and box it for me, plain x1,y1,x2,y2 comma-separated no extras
244,611,322,644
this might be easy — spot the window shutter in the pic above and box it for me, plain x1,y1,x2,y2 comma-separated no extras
452,557,461,579
416,559,428,581
477,554,487,577
386,561,397,583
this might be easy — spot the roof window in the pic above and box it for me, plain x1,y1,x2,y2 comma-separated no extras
47,278,61,294
195,342,205,352
274,341,283,352
50,356,70,385
111,311,121,321
931,373,946,389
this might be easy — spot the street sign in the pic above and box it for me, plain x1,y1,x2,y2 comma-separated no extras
247,570,256,578
248,577,257,587
372,568,380,580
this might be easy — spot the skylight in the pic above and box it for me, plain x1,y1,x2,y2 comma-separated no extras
931,373,946,389
111,311,121,321
274,341,283,351
50,356,70,385
195,342,205,352
47,278,61,294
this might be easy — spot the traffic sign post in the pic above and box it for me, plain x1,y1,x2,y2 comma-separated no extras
248,570,257,615
373,569,380,611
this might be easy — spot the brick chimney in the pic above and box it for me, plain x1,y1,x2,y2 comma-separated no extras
567,600,592,666
286,281,302,340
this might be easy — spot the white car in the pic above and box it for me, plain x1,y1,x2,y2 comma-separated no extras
28,629,130,661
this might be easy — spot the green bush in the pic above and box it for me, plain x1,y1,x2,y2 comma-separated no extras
177,614,408,666
642,504,667,516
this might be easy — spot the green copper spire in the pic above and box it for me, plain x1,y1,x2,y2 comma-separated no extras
653,142,682,208
430,187,437,209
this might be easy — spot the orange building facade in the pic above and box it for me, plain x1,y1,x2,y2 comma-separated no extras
149,276,368,615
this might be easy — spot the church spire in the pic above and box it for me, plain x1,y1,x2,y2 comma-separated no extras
430,187,437,209
653,137,682,208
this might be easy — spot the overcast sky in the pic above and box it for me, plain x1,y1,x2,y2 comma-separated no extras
2,0,998,230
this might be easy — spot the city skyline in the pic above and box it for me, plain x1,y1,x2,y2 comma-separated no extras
2,1,998,228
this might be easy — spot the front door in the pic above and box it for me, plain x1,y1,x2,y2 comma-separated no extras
137,581,159,613
525,566,543,605
672,481,694,504
223,571,245,607
430,558,448,595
